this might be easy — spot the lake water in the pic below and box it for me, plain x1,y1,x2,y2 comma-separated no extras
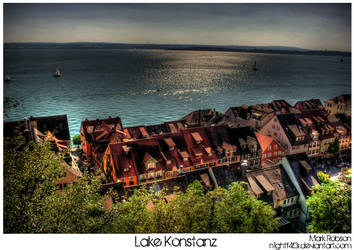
4,49,351,138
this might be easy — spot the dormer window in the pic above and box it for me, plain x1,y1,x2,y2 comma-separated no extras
147,162,155,170
164,138,176,151
191,132,203,144
143,152,157,170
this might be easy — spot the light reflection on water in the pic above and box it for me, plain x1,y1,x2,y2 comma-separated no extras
4,49,351,138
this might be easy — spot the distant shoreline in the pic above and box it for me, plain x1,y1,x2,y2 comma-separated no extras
4,43,351,57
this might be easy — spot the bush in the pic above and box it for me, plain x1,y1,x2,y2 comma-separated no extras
73,134,81,145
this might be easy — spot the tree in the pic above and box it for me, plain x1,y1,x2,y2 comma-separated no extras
4,136,109,233
211,182,278,233
73,134,81,145
4,138,65,233
307,172,351,233
105,181,277,233
327,137,340,157
28,175,109,233
153,181,213,233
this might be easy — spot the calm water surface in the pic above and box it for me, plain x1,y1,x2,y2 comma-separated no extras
4,49,351,137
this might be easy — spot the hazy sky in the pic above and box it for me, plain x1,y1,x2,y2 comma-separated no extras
4,3,351,51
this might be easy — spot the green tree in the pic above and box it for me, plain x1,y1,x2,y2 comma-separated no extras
211,182,278,233
307,173,351,233
28,175,109,233
327,137,340,157
4,138,65,233
73,134,81,145
105,181,277,233
4,136,109,233
154,181,213,233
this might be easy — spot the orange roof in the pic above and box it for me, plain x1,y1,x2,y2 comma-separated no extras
254,132,274,151
191,132,203,143
139,126,149,137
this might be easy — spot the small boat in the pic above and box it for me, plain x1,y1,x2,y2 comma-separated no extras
253,61,258,71
4,74,11,82
53,68,61,77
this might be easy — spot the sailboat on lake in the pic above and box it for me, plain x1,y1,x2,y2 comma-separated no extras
53,68,61,77
4,74,11,82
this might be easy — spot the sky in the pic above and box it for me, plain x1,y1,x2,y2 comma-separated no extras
3,3,351,51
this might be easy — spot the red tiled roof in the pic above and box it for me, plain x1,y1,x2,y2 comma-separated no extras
254,132,274,151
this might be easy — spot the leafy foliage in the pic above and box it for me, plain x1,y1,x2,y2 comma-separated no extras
72,134,81,145
4,136,108,233
327,138,340,156
105,181,278,233
211,182,278,233
307,173,351,233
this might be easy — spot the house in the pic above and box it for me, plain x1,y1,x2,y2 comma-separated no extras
181,108,222,126
228,127,262,169
324,94,351,117
223,104,274,129
4,115,71,149
80,116,124,166
102,126,244,188
295,115,321,158
260,114,309,155
205,125,239,166
270,100,300,115
254,132,285,167
330,114,351,153
294,99,325,116
280,154,320,231
181,127,218,168
246,165,300,227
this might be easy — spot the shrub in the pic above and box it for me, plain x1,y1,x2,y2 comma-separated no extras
73,134,81,145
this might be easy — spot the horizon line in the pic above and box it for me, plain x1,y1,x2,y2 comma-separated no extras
3,41,351,53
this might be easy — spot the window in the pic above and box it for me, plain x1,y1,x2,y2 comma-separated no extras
274,151,277,156
147,162,155,170
263,154,266,159
268,145,271,151
274,144,278,150
268,153,272,157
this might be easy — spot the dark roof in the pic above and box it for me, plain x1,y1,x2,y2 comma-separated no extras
325,94,351,105
228,127,260,155
181,109,222,126
277,114,307,145
294,99,324,113
4,115,70,141
211,164,240,188
246,165,299,204
286,153,320,195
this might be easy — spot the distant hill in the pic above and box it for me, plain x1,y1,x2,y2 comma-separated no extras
4,42,351,57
